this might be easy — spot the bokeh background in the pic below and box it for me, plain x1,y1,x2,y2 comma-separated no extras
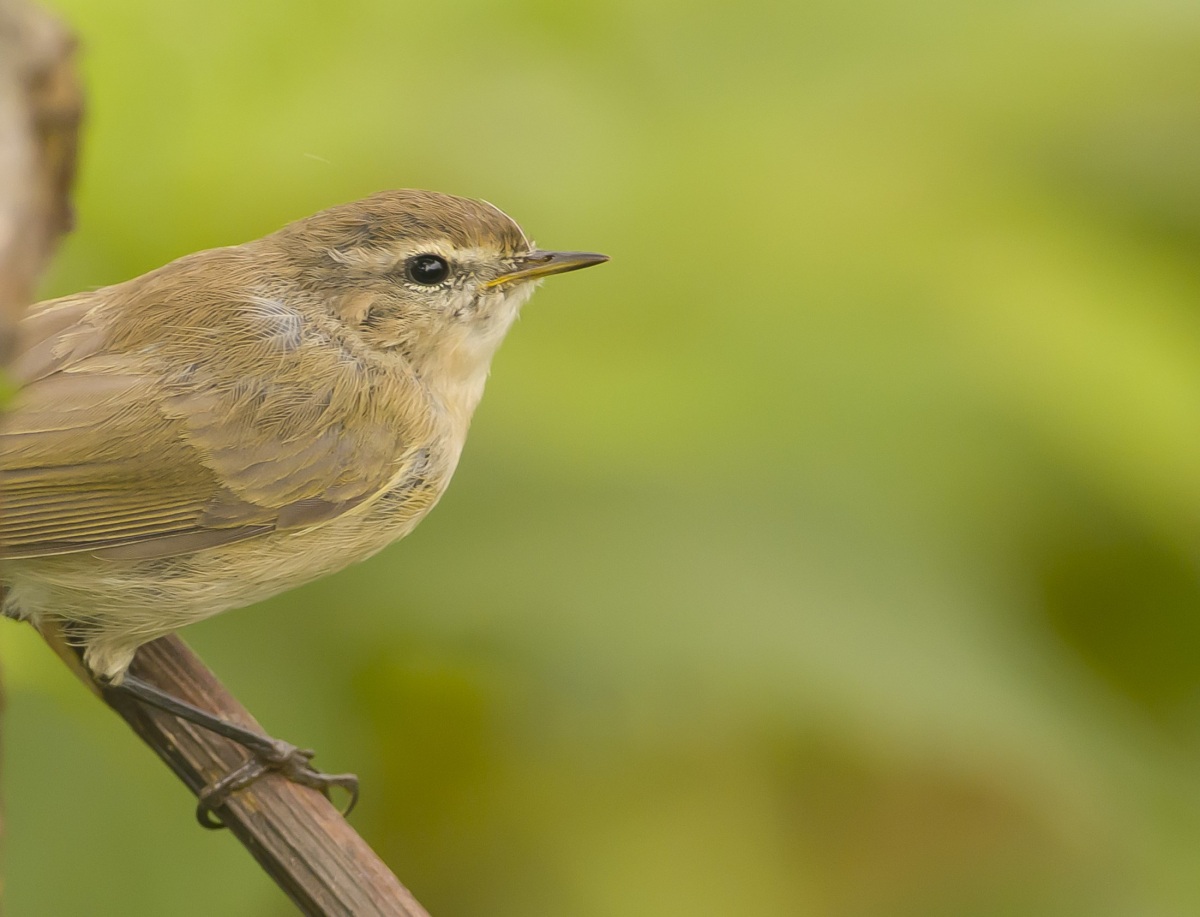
5,0,1200,913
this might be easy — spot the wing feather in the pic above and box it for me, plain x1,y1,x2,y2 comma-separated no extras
1,261,426,560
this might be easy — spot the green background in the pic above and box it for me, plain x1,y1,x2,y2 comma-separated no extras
6,0,1200,914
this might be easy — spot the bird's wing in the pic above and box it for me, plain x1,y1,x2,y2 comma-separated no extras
0,282,426,561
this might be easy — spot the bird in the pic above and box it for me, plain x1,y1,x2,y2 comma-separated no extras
0,188,608,820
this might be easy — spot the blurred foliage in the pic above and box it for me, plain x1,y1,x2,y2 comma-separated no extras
5,0,1200,914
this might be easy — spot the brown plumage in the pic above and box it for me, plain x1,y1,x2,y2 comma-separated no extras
0,189,607,680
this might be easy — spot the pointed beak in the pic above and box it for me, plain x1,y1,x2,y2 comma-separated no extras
485,250,610,288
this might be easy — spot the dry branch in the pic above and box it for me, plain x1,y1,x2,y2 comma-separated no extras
75,634,431,917
27,632,437,917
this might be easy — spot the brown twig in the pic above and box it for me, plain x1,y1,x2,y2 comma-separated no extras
40,630,432,916
74,632,431,915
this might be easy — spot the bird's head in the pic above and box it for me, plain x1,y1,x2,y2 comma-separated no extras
274,189,608,378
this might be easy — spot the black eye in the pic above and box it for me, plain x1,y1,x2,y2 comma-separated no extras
405,254,450,285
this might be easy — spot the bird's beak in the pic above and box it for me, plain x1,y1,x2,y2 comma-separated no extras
485,250,610,288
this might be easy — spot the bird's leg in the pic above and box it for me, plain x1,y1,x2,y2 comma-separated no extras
105,674,359,829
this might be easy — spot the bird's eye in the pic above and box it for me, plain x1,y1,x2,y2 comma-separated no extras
405,254,451,285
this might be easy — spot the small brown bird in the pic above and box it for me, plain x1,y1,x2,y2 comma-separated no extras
0,189,607,817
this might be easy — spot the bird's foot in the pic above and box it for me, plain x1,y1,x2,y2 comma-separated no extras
106,673,359,829
195,741,359,829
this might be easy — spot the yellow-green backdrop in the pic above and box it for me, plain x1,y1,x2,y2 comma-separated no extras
6,1,1200,914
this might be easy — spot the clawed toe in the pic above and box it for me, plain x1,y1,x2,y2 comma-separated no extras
196,743,360,829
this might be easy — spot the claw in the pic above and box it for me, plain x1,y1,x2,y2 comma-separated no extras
195,742,360,829
197,757,268,828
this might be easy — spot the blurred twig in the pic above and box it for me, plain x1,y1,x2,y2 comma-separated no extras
0,0,83,904
36,632,433,917
0,0,82,365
